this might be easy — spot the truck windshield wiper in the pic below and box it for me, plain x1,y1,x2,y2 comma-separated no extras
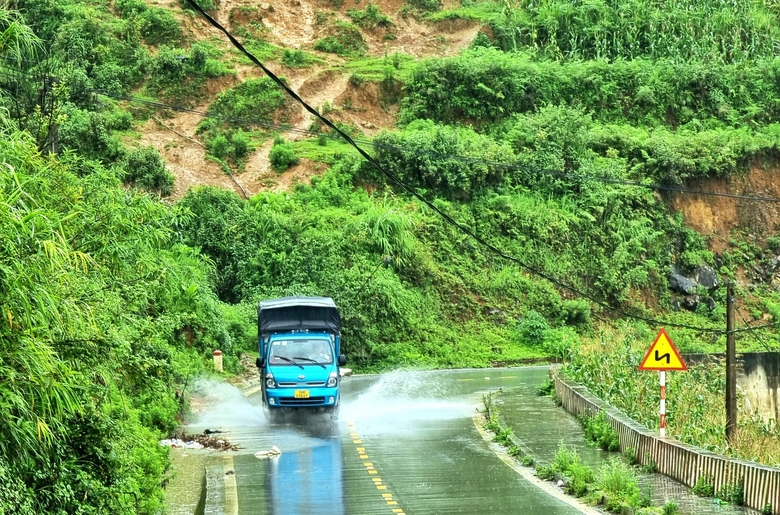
274,356,303,369
292,357,327,368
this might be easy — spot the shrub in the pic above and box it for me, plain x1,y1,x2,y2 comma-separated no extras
597,457,641,511
518,310,549,346
566,462,594,497
314,22,367,56
401,48,780,130
623,447,637,465
231,130,251,159
207,77,290,125
179,0,217,11
347,3,394,29
57,106,125,163
536,377,555,396
640,454,658,474
488,0,779,62
692,474,715,497
492,427,514,446
716,480,744,505
407,0,442,12
121,146,175,195
281,49,317,68
582,411,620,452
372,119,516,199
208,134,230,159
139,7,183,46
146,42,232,104
536,463,555,480
269,136,299,172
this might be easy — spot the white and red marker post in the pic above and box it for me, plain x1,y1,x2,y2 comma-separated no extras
639,328,686,438
659,370,666,437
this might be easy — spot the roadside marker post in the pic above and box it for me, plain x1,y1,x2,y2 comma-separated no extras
638,328,687,438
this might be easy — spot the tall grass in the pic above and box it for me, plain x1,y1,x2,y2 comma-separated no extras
491,0,780,62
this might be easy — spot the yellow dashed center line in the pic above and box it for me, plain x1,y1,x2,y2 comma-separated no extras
347,420,406,514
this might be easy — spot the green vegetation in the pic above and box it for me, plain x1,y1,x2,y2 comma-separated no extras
489,0,779,62
314,21,368,56
535,443,652,512
116,0,183,46
145,41,234,104
269,135,300,171
692,474,715,497
281,48,322,68
121,145,175,196
581,411,620,452
0,130,246,513
403,48,780,130
406,0,442,14
6,0,780,510
347,3,394,29
593,457,649,512
716,480,744,505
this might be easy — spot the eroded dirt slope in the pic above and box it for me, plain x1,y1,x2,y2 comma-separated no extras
137,0,482,199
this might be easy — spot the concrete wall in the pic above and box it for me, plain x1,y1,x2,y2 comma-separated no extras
684,352,780,423
741,352,780,423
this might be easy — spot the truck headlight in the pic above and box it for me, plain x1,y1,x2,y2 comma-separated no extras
266,374,276,388
327,372,338,387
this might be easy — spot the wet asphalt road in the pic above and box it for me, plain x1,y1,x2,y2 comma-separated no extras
184,367,586,515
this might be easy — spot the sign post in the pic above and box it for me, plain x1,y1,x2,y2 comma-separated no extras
639,328,687,438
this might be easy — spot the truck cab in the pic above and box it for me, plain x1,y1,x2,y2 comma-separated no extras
256,297,346,417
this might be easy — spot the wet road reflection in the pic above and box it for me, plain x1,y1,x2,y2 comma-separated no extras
185,367,586,515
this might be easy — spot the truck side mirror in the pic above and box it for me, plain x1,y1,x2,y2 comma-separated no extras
256,357,265,368
338,355,346,366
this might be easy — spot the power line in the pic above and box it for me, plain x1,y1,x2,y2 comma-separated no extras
182,0,740,335
4,44,776,335
734,308,778,344
95,88,780,204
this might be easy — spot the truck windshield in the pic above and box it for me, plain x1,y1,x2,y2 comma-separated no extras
269,338,333,365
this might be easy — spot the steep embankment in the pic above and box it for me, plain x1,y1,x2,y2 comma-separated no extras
136,0,481,198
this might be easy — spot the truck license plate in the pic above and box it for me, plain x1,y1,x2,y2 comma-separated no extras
294,390,309,399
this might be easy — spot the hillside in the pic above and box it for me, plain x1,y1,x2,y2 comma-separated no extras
4,0,780,511
135,0,482,198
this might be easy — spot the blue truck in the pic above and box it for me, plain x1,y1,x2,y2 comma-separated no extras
255,297,346,418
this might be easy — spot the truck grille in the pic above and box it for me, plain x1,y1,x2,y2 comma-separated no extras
277,381,326,387
279,397,326,406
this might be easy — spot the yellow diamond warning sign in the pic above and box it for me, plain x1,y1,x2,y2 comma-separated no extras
639,328,687,371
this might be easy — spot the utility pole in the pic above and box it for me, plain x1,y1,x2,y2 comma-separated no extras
725,281,737,443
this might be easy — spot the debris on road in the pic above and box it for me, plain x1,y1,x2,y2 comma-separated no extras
255,446,282,458
162,430,239,451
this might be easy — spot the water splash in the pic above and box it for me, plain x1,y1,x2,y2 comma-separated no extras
339,370,475,433
187,379,266,430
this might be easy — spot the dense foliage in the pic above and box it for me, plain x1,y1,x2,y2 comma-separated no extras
4,0,780,509
402,48,780,129
489,0,780,62
0,130,250,513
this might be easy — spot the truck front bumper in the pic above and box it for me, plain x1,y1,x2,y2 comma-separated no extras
266,386,339,408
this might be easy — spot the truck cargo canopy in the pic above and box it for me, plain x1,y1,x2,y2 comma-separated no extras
258,296,341,337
